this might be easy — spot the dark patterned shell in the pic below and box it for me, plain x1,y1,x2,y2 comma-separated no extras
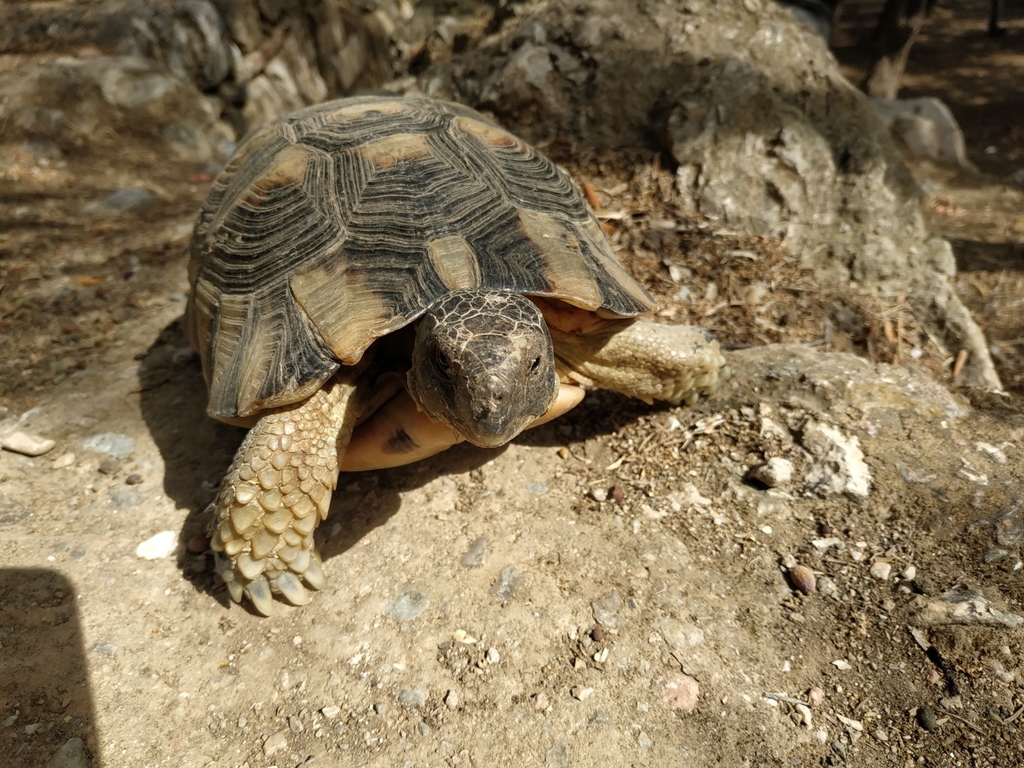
186,96,656,419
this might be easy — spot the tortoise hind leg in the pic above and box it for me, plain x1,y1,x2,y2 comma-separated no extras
549,319,727,406
209,370,364,615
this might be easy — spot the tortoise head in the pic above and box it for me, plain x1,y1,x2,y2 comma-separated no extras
409,290,559,448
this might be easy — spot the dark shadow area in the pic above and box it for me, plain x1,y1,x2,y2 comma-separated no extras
948,237,1024,272
0,569,98,766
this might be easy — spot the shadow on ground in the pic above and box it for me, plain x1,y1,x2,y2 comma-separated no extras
0,569,97,766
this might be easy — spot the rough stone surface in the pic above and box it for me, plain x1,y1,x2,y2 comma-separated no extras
411,0,998,389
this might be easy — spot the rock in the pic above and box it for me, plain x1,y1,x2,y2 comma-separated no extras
789,565,817,595
417,0,998,390
99,458,122,475
911,590,1024,629
993,499,1024,547
459,536,489,567
384,587,430,621
800,421,871,498
136,530,178,559
2,431,56,457
263,728,288,756
83,433,135,458
870,561,892,581
491,566,522,600
917,707,938,732
53,453,76,468
444,689,459,709
321,705,340,719
109,488,143,509
658,617,705,655
45,737,91,768
591,592,622,627
749,457,794,488
397,688,424,706
872,97,975,171
662,673,700,712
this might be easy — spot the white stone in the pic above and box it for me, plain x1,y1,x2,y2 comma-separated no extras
136,531,178,560
2,431,56,456
870,561,892,580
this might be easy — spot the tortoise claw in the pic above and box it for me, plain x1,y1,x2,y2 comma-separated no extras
275,571,312,606
245,575,274,616
303,550,327,591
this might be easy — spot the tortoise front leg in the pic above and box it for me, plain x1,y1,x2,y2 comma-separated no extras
549,319,726,406
208,370,364,615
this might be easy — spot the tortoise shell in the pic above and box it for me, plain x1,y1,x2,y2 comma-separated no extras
186,95,656,420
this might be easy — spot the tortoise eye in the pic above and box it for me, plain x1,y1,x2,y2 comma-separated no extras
434,349,452,378
530,356,541,374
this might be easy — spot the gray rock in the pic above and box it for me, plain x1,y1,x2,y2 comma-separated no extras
83,433,135,458
591,592,622,627
872,97,975,171
109,488,143,509
491,566,522,600
45,737,91,768
397,688,424,706
459,536,489,567
384,587,429,621
545,742,570,766
993,499,1024,547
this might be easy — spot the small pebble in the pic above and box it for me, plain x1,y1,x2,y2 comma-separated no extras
83,432,134,459
533,693,550,711
527,481,549,495
263,729,288,756
398,688,424,707
53,452,76,468
2,430,56,456
25,723,42,734
807,686,825,707
870,561,892,580
374,702,387,714
591,592,622,627
589,487,608,502
459,537,489,568
98,458,121,475
917,706,938,731
491,566,522,600
417,721,431,736
125,473,143,485
444,690,459,710
136,530,178,560
661,673,699,712
385,588,430,621
611,485,625,503
789,565,817,595
321,705,341,719
902,565,917,581
994,499,1024,547
749,457,794,487
637,731,654,751
485,648,500,664
571,686,594,701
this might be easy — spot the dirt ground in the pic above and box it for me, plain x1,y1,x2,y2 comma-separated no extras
3,2,1024,767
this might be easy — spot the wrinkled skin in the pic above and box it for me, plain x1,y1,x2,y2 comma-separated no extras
408,290,560,448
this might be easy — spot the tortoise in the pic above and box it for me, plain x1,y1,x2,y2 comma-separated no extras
186,95,726,615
